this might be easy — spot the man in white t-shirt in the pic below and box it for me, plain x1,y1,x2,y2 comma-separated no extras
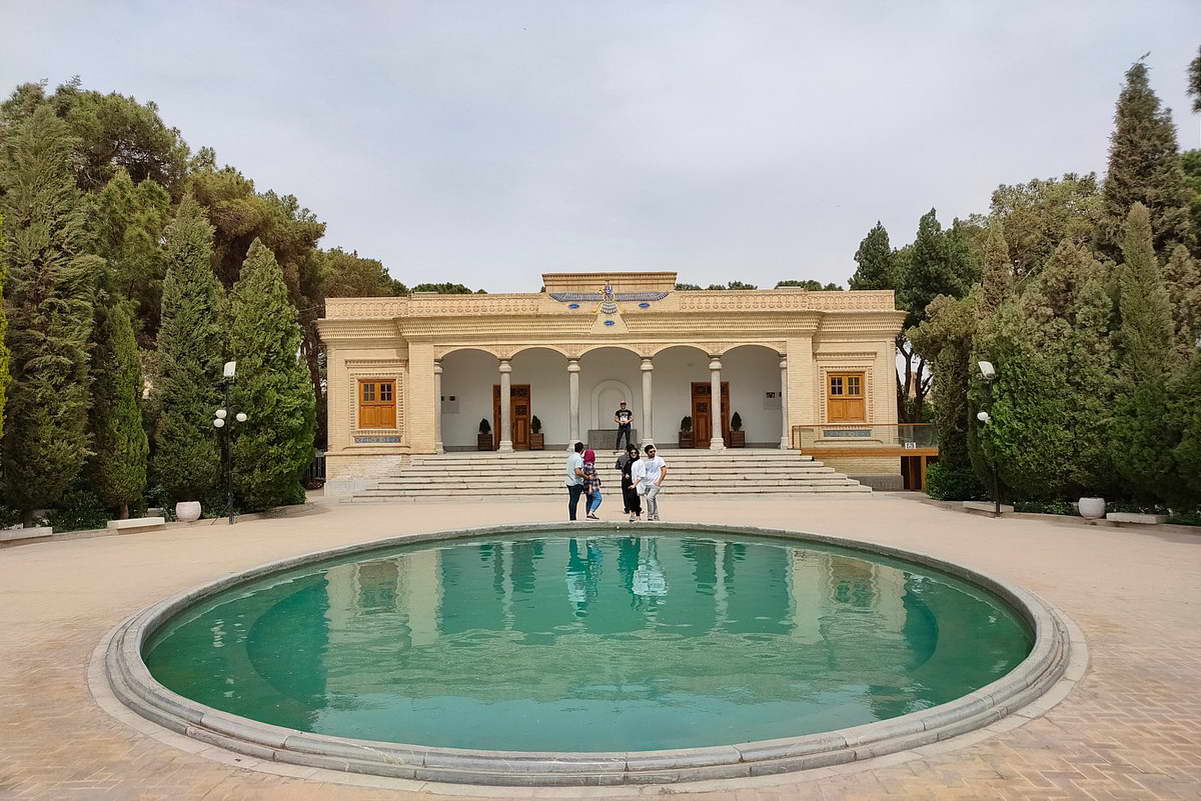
631,444,668,521
564,441,586,520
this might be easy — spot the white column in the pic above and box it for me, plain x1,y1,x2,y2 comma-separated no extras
779,354,789,450
498,359,513,452
709,356,724,451
640,357,654,447
568,359,580,445
433,361,444,453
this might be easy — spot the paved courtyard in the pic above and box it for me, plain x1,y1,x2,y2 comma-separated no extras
1,493,1200,801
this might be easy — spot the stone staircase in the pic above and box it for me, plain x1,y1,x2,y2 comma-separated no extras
343,449,870,503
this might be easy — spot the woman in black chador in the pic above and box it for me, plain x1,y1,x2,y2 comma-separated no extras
617,444,642,521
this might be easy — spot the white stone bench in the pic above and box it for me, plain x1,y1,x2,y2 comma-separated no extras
0,525,54,542
1105,512,1168,525
106,516,166,532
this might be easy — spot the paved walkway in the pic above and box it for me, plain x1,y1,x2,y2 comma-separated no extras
1,494,1199,800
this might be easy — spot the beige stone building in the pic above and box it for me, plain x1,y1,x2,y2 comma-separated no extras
317,271,912,488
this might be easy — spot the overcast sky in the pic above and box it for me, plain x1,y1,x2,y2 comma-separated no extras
2,2,1198,291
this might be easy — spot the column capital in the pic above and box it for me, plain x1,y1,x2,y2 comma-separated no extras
498,359,512,374
433,363,443,375
778,357,787,370
708,358,722,371
567,360,581,373
640,358,654,371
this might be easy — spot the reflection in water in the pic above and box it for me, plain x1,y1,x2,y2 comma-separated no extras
144,533,1032,752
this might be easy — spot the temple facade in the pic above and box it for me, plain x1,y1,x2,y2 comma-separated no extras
316,271,908,486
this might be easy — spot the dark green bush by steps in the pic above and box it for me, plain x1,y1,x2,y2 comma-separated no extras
924,461,986,501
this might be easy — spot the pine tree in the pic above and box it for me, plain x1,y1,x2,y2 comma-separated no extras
849,222,895,290
88,299,148,518
0,107,96,522
979,221,1013,313
1102,60,1193,254
1110,204,1183,505
228,239,315,510
1162,244,1201,357
1188,45,1201,114
154,195,224,503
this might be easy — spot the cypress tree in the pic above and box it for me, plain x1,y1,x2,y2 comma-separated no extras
979,221,1013,313
154,195,224,503
0,215,9,442
973,240,1117,499
91,168,170,344
1171,352,1201,507
0,107,96,522
1117,204,1175,377
88,299,147,518
1102,60,1193,254
1162,244,1201,357
849,222,895,290
228,239,315,510
1110,204,1182,504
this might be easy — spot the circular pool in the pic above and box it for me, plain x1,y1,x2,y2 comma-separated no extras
106,523,1070,785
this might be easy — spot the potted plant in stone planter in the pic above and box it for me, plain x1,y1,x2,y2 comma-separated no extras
477,418,493,451
678,415,693,449
729,411,746,448
529,415,545,450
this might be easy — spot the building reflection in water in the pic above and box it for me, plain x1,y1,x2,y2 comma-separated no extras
145,532,1031,749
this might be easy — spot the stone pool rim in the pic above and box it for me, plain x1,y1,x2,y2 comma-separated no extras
104,521,1072,786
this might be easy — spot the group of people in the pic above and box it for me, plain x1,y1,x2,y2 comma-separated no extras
565,402,667,521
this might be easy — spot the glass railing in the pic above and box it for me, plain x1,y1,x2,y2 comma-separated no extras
790,424,937,451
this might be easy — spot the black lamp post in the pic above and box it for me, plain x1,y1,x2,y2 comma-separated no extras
213,361,249,525
976,360,1001,517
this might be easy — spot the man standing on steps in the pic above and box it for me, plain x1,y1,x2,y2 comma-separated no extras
565,441,586,521
613,401,633,453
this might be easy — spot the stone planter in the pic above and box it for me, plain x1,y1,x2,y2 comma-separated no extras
729,430,746,448
175,501,202,522
1077,497,1105,520
678,431,694,449
529,432,545,450
477,433,493,451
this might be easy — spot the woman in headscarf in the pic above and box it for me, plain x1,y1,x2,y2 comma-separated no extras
582,448,603,520
618,444,642,521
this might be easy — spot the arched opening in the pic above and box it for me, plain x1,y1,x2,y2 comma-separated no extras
439,348,498,450
721,344,785,448
649,345,712,445
510,347,569,449
579,346,642,451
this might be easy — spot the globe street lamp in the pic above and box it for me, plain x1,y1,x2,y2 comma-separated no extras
976,362,1001,517
213,361,250,525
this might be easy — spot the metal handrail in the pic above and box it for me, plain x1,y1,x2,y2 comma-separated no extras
790,423,937,451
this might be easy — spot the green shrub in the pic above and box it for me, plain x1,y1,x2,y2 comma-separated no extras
925,462,986,501
1013,499,1076,516
46,490,110,532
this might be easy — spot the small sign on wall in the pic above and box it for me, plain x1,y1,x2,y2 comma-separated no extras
763,391,781,411
442,395,459,414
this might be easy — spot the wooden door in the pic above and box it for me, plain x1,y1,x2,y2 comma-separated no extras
492,385,532,450
827,372,866,423
690,382,730,446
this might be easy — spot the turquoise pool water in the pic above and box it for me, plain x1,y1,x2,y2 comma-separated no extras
144,531,1032,751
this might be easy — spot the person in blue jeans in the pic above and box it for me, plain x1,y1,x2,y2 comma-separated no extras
583,448,603,519
565,441,586,520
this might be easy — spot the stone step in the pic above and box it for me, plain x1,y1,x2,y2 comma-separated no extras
390,467,838,479
345,484,870,502
376,474,853,488
357,479,861,494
